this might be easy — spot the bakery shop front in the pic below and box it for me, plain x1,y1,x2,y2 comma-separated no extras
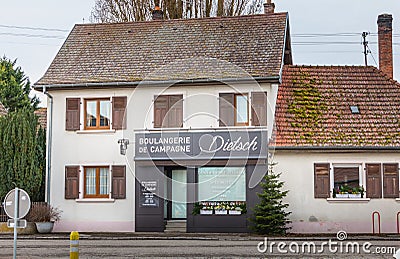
134,129,268,232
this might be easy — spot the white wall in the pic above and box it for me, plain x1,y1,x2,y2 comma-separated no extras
48,81,274,232
274,150,400,233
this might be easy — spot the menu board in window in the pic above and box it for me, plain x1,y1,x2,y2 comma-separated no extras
139,180,159,208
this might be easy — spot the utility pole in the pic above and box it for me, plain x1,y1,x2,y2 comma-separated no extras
362,32,369,66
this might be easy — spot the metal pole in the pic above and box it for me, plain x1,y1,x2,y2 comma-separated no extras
13,187,19,259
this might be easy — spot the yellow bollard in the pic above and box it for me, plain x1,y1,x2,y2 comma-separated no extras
70,231,79,259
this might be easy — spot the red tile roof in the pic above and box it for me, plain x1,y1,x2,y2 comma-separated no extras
34,108,47,129
35,13,289,87
274,65,400,148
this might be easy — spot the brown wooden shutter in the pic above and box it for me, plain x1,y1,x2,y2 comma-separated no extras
154,95,168,128
366,163,382,198
112,165,126,199
383,163,399,198
314,163,330,198
167,95,183,128
112,96,127,130
65,98,80,131
219,93,234,126
251,92,267,126
65,166,80,199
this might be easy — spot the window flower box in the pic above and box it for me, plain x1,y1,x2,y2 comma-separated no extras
200,209,213,215
335,193,362,198
228,210,241,215
215,210,227,215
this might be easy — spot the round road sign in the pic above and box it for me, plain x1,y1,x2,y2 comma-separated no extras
3,188,31,219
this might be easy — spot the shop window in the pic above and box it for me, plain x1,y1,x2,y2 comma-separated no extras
154,95,183,128
65,165,126,200
219,92,266,127
198,167,246,201
65,96,127,131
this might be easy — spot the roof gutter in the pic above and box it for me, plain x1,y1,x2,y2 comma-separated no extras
43,86,53,204
33,76,280,91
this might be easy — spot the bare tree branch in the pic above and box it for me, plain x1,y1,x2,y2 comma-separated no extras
90,0,264,23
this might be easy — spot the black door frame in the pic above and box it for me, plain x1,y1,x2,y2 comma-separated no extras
164,166,187,220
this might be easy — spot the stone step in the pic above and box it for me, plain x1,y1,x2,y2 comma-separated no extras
165,220,187,232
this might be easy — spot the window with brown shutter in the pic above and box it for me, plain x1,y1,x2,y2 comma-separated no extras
65,166,80,199
154,95,183,128
219,93,234,126
314,163,330,198
366,164,382,198
65,98,80,131
112,96,127,130
112,165,126,199
251,92,267,126
84,98,111,130
383,163,399,198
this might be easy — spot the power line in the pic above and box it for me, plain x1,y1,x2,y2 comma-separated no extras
0,32,65,39
0,24,69,32
367,44,378,67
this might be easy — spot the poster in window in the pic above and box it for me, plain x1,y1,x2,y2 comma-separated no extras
139,180,159,208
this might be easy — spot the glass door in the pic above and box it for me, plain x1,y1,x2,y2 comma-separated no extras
171,169,187,219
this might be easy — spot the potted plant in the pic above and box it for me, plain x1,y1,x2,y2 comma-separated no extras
26,203,62,233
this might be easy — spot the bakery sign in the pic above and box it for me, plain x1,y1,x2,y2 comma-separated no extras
134,130,267,160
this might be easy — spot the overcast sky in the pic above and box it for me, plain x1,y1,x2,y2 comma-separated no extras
1,1,399,105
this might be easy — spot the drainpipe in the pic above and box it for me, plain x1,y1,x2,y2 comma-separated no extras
43,86,53,204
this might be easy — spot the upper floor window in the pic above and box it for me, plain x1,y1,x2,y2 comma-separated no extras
234,94,249,126
65,96,127,131
85,99,111,130
154,95,183,128
219,92,267,127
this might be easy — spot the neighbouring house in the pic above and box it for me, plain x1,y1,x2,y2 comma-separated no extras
34,107,47,129
33,2,292,232
273,14,400,233
0,102,6,116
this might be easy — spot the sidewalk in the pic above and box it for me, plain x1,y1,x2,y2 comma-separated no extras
1,232,400,241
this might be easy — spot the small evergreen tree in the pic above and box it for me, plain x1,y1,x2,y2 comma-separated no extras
250,163,291,235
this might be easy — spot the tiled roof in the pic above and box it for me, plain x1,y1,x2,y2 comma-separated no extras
274,65,400,148
34,108,47,129
0,102,6,116
35,13,289,87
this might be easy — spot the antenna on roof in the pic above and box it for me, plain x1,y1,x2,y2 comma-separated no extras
362,32,370,66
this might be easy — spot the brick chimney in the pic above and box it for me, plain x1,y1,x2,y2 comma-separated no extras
264,0,275,14
152,6,164,20
377,14,393,78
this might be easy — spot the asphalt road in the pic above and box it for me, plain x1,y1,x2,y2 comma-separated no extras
0,237,398,258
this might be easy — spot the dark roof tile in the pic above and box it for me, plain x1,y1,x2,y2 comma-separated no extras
35,13,288,86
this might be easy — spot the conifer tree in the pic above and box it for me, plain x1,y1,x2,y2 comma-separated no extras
250,163,291,235
0,57,39,112
0,109,46,201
